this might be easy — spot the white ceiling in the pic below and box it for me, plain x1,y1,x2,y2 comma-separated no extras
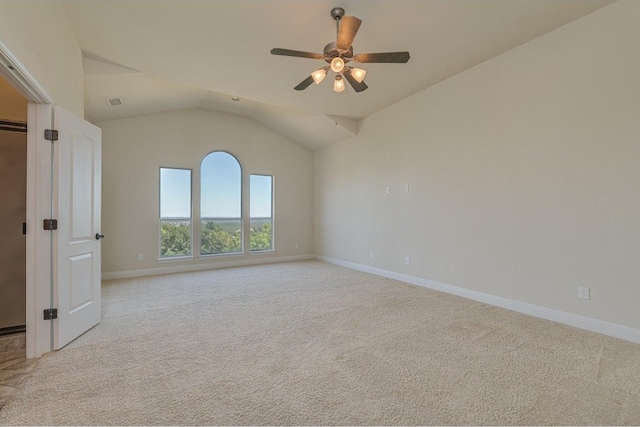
62,0,614,150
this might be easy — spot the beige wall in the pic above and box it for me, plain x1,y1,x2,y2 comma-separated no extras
99,109,313,274
0,0,84,116
314,1,640,330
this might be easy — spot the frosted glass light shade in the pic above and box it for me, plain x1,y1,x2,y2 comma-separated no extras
334,75,345,92
330,57,345,73
311,68,327,84
350,67,367,83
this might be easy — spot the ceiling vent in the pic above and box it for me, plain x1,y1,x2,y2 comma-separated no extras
107,98,123,106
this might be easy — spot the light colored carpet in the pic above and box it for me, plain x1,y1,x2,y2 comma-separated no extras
1,260,639,425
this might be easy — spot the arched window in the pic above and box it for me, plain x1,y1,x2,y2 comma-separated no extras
200,151,242,255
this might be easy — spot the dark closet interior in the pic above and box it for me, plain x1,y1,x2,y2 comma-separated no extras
0,75,28,337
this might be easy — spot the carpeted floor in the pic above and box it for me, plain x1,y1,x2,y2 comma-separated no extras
1,260,639,425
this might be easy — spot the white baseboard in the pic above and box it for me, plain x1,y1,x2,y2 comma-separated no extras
315,255,640,345
102,254,314,280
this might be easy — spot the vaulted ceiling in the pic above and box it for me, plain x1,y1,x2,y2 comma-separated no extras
61,0,614,150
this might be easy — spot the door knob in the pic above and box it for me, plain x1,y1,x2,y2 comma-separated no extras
95,233,105,240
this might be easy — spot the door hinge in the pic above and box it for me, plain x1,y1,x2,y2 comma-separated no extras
44,129,59,141
43,308,58,320
43,219,58,231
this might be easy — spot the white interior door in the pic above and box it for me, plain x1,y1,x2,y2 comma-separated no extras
54,106,102,349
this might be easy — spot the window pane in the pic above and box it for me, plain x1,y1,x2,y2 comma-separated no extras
201,152,242,254
160,168,191,258
250,174,273,251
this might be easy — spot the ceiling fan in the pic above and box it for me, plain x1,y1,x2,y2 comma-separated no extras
271,7,410,93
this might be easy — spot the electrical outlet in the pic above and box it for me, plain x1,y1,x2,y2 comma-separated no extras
385,186,390,194
405,256,410,265
404,184,409,192
138,253,144,261
578,287,590,300
370,251,374,259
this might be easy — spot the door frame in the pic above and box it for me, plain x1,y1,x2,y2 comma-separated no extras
0,40,55,358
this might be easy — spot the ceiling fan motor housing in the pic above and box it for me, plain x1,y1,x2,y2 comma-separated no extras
323,42,353,63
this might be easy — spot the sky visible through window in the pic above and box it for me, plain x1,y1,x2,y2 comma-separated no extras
201,152,241,218
160,168,191,218
250,174,272,218
160,154,272,219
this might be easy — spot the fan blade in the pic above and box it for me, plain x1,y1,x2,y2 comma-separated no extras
343,69,368,93
337,16,362,50
354,52,410,63
294,75,315,91
271,48,324,60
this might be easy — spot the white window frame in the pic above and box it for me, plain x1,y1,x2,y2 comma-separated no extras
159,167,193,260
249,173,274,253
199,151,243,257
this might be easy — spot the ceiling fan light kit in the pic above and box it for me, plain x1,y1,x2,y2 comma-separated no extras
333,75,345,92
311,67,329,84
271,7,410,93
330,56,345,73
350,67,366,83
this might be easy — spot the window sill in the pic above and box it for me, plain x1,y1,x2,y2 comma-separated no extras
249,249,276,255
198,252,244,260
157,250,276,263
158,255,194,263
